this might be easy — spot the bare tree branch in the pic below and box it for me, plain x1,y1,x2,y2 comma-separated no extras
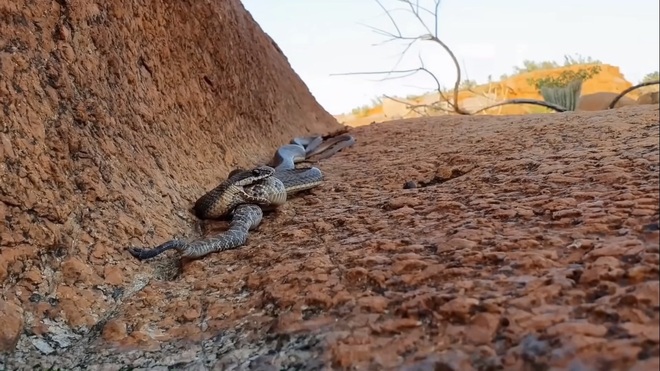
401,0,433,36
433,0,440,37
382,95,567,116
390,39,419,73
423,33,470,114
380,0,469,114
331,68,421,77
470,99,568,115
383,95,429,117
334,0,567,118
376,0,403,37
332,64,457,112
382,94,453,115
608,81,660,109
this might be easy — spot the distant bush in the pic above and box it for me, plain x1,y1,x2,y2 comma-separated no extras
641,71,659,83
527,65,602,91
459,79,477,90
350,104,371,116
349,97,383,117
513,60,560,75
562,54,602,66
510,54,602,76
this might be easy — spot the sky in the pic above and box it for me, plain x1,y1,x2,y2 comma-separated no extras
241,0,659,115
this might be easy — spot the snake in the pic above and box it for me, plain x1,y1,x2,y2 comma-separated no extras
128,133,355,260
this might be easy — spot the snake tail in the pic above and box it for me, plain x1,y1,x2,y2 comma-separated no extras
128,239,186,260
181,204,264,258
128,205,263,260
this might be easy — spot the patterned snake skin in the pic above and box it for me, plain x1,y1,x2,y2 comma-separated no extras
127,204,264,259
128,134,355,260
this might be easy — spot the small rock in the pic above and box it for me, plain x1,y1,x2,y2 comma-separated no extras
390,206,416,217
102,319,128,342
357,295,389,313
313,221,333,232
387,196,420,210
439,297,479,320
630,357,660,371
103,266,124,286
61,257,94,285
466,312,500,344
24,268,44,285
620,322,660,342
632,281,659,307
403,181,417,189
643,222,659,232
372,318,420,334
0,300,24,351
444,238,478,251
182,309,201,322
30,337,55,355
546,321,607,337
552,208,582,219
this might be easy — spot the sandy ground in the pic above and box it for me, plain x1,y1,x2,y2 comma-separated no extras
5,105,658,369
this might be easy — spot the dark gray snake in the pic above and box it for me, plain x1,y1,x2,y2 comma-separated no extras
128,134,355,260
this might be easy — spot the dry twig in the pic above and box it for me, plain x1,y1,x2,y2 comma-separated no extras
608,81,660,109
332,0,569,116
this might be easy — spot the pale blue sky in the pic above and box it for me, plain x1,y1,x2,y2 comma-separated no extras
241,0,659,115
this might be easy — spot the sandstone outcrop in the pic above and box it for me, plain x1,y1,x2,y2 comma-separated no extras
638,91,659,105
576,92,638,111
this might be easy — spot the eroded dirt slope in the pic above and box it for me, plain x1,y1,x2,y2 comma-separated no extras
5,106,658,370
0,0,338,356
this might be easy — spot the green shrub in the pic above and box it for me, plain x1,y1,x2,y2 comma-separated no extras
511,54,601,76
527,65,602,90
641,71,659,83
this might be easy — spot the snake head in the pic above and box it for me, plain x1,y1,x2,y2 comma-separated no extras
228,166,275,187
251,166,275,178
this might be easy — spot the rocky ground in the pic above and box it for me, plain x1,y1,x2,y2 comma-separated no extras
2,105,658,370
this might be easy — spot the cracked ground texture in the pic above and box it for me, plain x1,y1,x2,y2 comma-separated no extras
3,105,658,370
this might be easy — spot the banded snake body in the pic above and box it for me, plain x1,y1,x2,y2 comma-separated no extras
128,133,355,260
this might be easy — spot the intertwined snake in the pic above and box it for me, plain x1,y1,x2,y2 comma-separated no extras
128,133,355,260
